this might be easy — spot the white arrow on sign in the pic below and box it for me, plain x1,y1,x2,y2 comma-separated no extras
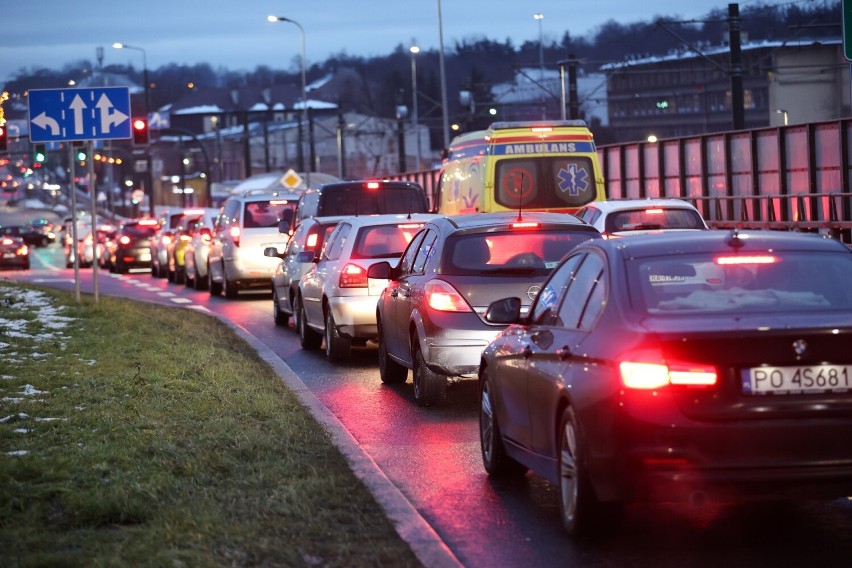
96,93,129,134
69,94,87,135
31,112,60,136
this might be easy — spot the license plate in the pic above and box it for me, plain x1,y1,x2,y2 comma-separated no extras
2,253,14,259
139,252,151,261
743,365,852,395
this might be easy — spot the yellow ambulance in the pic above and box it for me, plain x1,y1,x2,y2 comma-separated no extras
436,120,605,215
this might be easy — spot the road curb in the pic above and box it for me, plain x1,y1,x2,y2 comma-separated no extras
220,319,464,568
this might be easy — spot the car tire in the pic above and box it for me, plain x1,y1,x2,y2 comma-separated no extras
412,339,447,407
208,264,222,296
223,274,238,299
298,297,322,350
324,308,351,362
558,407,613,536
272,288,289,327
378,318,407,384
194,269,208,291
480,368,527,477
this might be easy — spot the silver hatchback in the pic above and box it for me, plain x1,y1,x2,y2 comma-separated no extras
369,211,602,406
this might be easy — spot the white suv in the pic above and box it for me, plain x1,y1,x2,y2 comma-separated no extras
207,191,300,299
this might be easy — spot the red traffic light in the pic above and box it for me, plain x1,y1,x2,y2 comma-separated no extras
0,124,7,152
132,118,149,146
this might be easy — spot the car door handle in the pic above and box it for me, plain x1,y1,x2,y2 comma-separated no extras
556,345,572,360
522,345,533,359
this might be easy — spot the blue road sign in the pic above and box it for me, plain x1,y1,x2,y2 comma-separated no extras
28,87,132,143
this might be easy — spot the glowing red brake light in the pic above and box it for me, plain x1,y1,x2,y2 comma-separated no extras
530,127,553,133
339,263,368,288
644,208,664,215
119,235,132,246
511,221,540,229
16,244,28,256
425,280,472,312
715,255,777,265
366,181,380,189
230,226,241,246
306,233,318,248
619,350,717,389
139,219,159,226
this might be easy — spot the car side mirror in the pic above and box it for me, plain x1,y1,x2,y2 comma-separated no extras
367,261,392,280
263,246,283,259
296,250,317,263
485,297,522,324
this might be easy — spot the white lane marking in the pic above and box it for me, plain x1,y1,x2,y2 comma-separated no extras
158,292,176,297
170,298,193,304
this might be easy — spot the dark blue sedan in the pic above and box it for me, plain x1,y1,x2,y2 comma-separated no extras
479,229,852,536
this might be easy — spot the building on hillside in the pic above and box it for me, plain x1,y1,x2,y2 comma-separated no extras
489,67,609,128
601,39,850,143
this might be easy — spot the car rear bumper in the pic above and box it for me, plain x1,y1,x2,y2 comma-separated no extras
329,295,379,339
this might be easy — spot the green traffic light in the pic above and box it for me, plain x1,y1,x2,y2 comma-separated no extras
76,151,87,161
35,152,46,162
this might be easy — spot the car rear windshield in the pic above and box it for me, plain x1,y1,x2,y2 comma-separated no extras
441,229,599,276
632,251,852,314
606,207,705,233
124,224,158,238
244,200,297,228
317,187,427,217
351,223,424,259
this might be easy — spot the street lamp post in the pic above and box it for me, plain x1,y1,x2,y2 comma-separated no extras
112,43,149,121
409,45,422,171
112,42,153,215
268,15,310,186
533,13,544,71
436,0,450,149
533,13,545,119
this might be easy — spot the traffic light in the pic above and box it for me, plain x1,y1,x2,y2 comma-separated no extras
76,149,87,162
132,117,149,146
34,144,46,163
0,123,7,152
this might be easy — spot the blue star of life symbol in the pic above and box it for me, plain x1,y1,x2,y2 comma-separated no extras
557,164,590,196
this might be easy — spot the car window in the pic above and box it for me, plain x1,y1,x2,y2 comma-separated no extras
411,230,437,274
634,251,852,314
557,253,605,329
351,223,423,260
607,207,705,232
324,223,350,261
398,229,428,276
442,229,596,276
530,253,584,325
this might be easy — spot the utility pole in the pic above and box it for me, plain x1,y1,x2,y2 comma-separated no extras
729,3,745,130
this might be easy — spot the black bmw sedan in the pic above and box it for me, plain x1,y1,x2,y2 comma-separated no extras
479,229,852,536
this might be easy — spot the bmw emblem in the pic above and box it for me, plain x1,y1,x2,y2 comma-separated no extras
792,339,808,357
527,285,541,300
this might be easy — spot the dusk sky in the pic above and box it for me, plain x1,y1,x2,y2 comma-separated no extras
3,1,786,82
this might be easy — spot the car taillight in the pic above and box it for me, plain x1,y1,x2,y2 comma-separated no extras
306,232,318,248
511,221,540,229
16,244,28,256
119,236,132,246
339,263,367,288
425,280,472,312
230,226,240,247
619,350,717,389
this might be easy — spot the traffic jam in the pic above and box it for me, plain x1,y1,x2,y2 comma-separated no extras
4,120,852,561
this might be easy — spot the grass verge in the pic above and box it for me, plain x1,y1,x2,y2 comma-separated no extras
0,280,421,567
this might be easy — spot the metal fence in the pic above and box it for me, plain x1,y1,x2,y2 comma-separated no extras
389,118,852,243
